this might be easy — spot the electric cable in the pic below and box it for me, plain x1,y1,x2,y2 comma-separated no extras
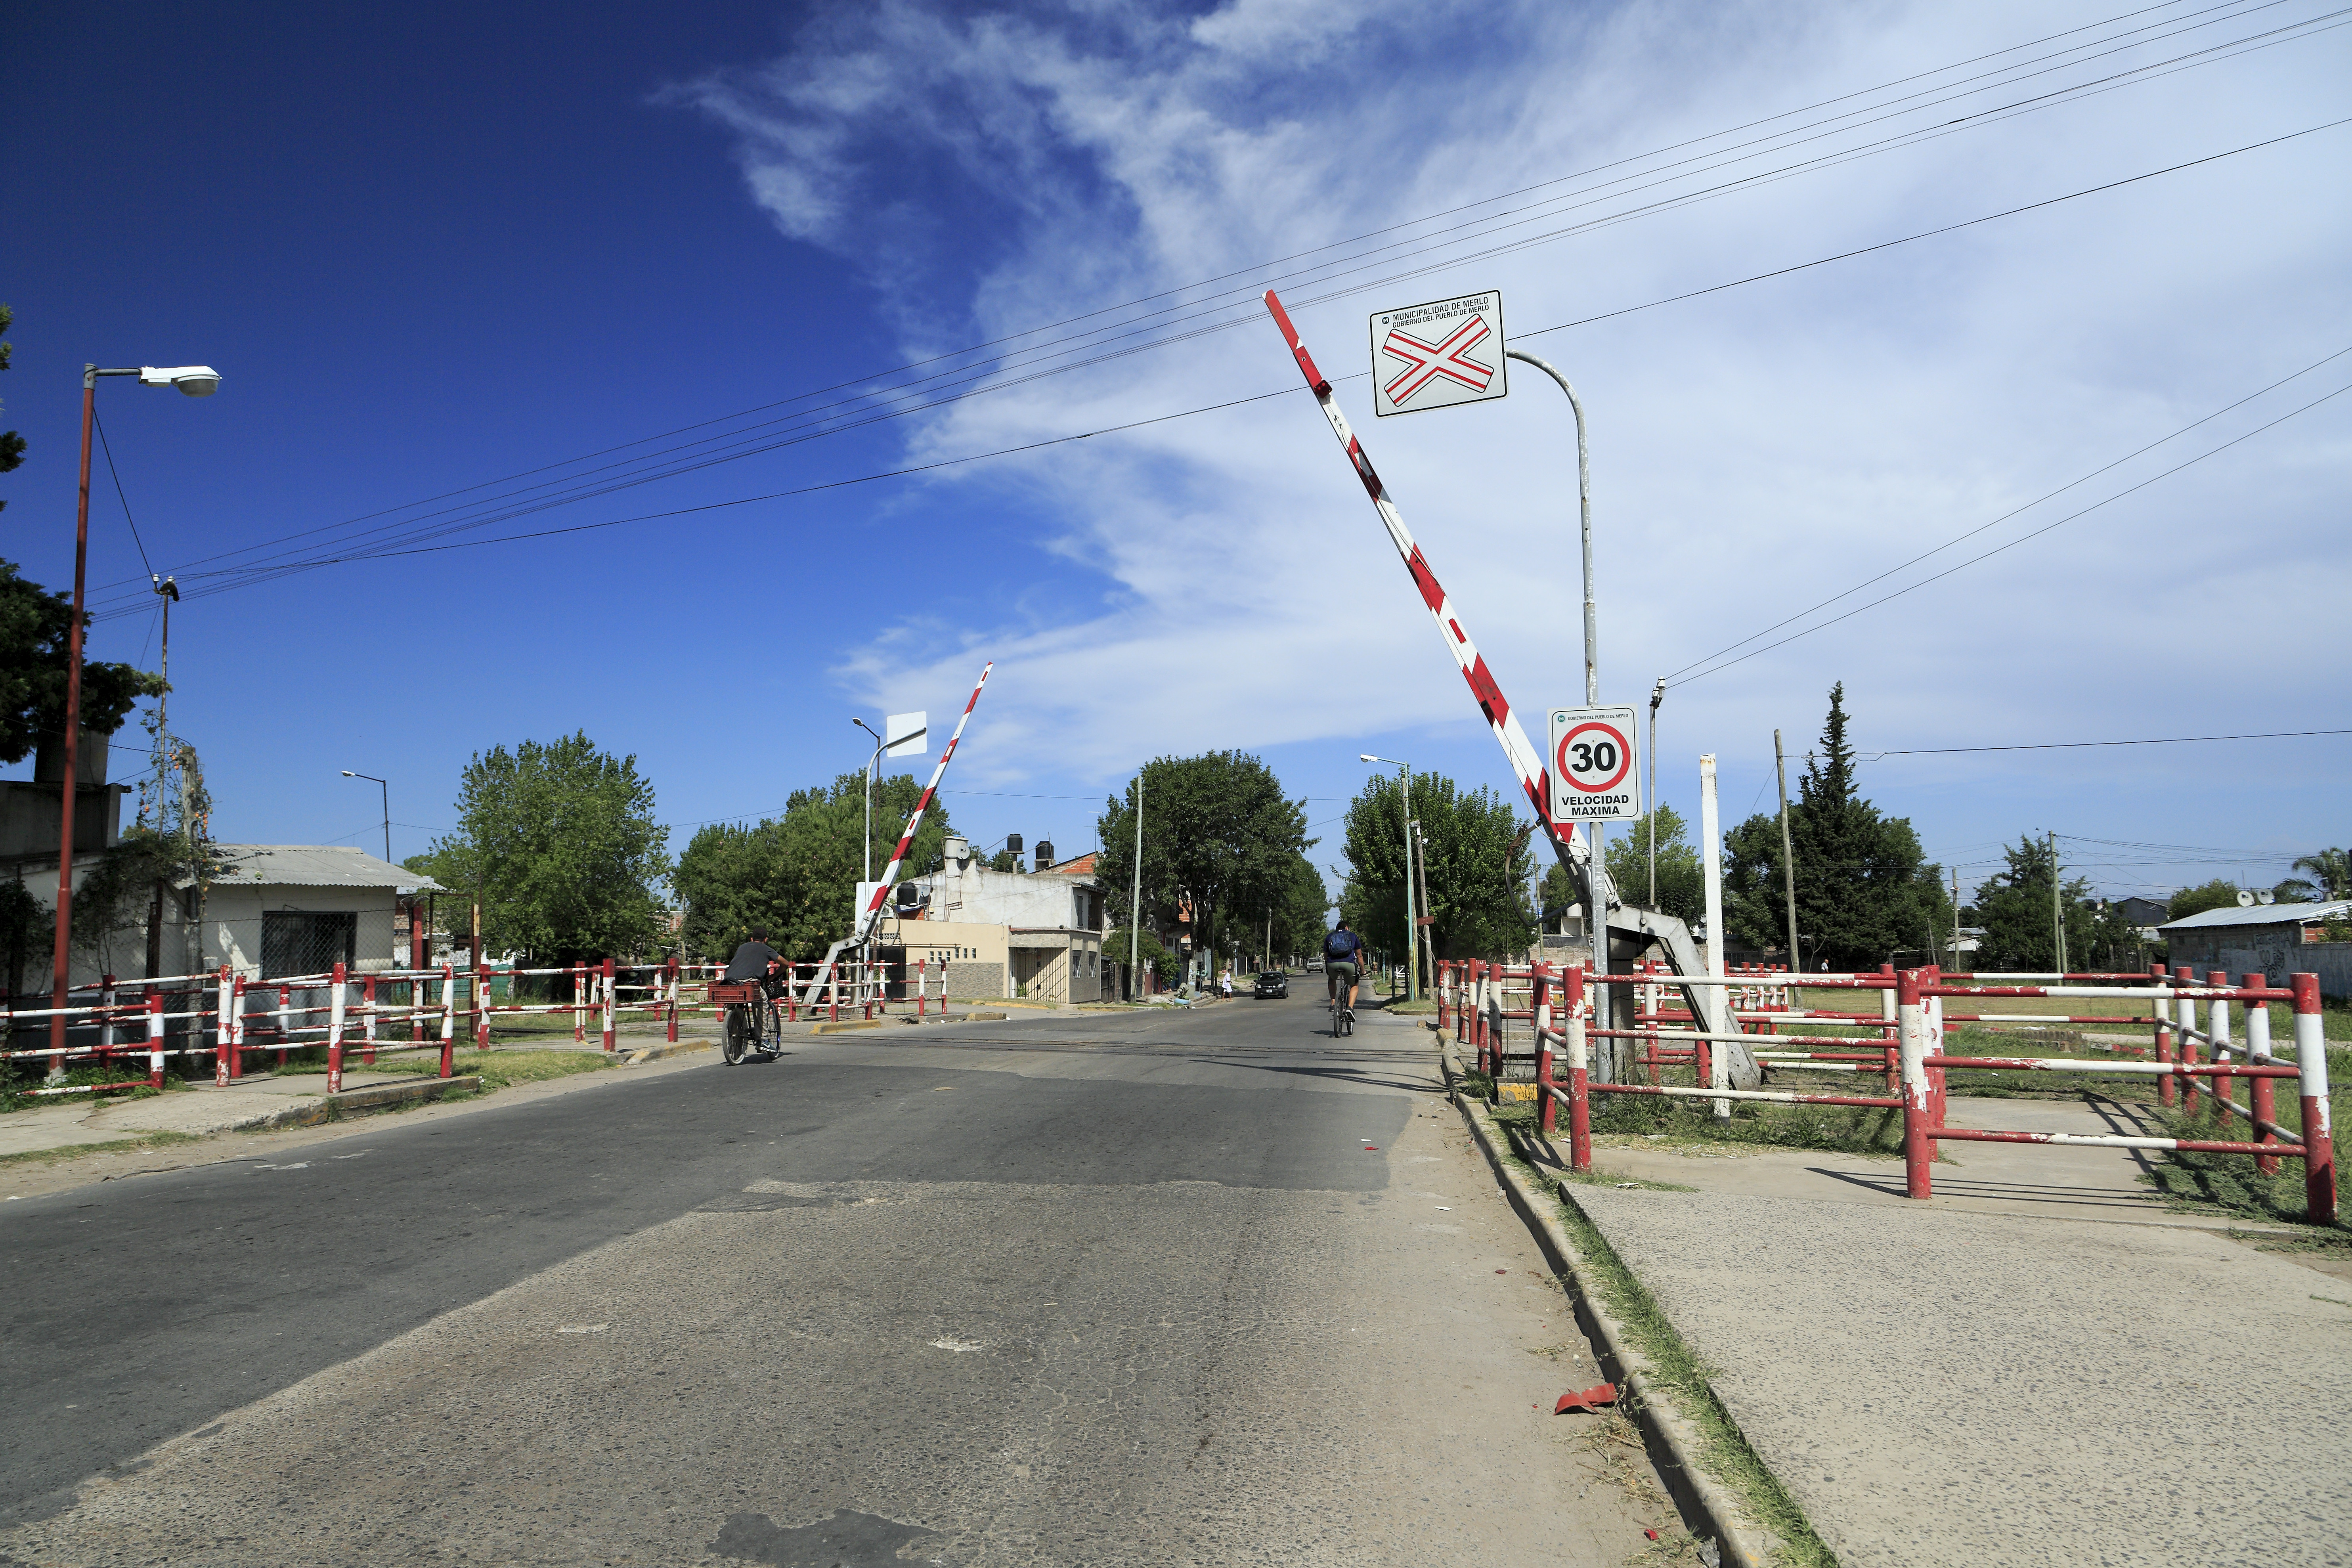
88,4,2344,605
94,117,2351,610
1665,375,2352,688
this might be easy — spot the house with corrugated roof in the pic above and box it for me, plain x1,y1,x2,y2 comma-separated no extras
2157,899,2352,999
168,845,444,981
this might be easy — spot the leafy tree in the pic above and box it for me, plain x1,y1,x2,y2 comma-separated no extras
1721,684,1941,969
1343,770,1535,961
0,304,22,511
1600,804,1704,924
1093,751,1308,973
1104,926,1179,988
409,732,670,963
0,559,164,762
2166,879,2243,922
1970,837,2101,971
2278,847,2349,903
672,771,956,962
1272,853,1331,961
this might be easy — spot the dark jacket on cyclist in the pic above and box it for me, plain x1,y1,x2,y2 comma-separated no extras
723,939,783,983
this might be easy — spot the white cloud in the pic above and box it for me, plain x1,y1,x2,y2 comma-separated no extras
673,0,2352,877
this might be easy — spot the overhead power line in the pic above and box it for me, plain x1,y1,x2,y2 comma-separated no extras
1664,374,2352,688
88,117,2351,611
88,4,2345,610
1864,727,2352,758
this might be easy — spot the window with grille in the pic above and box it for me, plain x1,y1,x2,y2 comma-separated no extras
261,910,357,979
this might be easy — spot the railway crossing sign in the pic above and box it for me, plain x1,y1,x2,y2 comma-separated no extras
1369,290,1507,416
1547,705,1640,822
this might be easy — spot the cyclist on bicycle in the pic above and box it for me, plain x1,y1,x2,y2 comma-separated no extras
1322,919,1367,1019
724,929,784,987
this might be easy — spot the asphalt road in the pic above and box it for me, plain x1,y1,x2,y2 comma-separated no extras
1,985,1668,1566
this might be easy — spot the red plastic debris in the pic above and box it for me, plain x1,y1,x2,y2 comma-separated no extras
1363,1146,1379,1151
1645,1529,1661,1541
1553,1382,1618,1414
1495,1268,1506,1274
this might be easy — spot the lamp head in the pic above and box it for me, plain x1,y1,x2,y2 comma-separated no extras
139,366,221,397
341,771,356,778
1358,753,1378,763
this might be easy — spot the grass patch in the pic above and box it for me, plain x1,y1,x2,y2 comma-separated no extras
1,1059,176,1113
0,1128,203,1167
1555,1161,1698,1193
2139,1043,2348,1235
1490,1130,1832,1567
279,1048,617,1092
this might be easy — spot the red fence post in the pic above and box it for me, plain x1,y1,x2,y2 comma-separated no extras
1534,966,1558,1135
326,961,348,1094
214,967,233,1086
2152,962,2176,1109
2174,964,2203,1117
229,973,247,1081
1565,964,1591,1171
434,964,454,1077
665,956,679,1043
1926,965,1947,1130
1898,967,1933,1200
601,958,617,1054
2206,970,2235,1133
2244,973,2280,1175
145,991,165,1089
362,974,379,1065
1879,963,1899,1101
2291,973,2334,1224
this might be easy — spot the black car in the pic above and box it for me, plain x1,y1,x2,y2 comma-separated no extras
1253,970,1288,998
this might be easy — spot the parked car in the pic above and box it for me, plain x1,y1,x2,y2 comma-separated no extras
1305,957,1325,973
1253,970,1289,998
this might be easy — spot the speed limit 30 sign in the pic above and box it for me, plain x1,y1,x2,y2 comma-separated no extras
1548,706,1640,822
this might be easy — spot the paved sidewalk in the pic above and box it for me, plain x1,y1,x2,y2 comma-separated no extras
1519,1095,2352,1566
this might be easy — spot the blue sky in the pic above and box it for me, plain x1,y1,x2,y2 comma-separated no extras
6,0,2346,914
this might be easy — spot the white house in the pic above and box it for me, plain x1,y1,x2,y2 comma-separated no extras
892,834,1107,1002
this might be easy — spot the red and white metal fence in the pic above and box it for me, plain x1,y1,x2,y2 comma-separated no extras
1446,957,2337,1224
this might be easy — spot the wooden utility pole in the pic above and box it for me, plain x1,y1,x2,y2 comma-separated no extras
1774,730,1800,973
2048,830,2067,975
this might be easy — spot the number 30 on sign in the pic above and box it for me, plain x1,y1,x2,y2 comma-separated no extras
1547,706,1640,822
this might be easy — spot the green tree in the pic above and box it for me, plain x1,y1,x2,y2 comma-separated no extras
1600,804,1704,923
0,559,164,763
409,732,671,963
0,305,23,511
1344,771,1535,962
1104,926,1179,988
2166,878,2243,922
1093,751,1308,975
1721,684,1941,969
672,771,956,962
1970,837,2100,971
2277,848,2349,903
1272,854,1331,962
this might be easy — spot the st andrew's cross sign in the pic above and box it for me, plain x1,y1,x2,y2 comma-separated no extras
1369,291,1507,417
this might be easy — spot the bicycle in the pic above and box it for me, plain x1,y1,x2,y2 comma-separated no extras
713,977,782,1064
1328,986,1354,1038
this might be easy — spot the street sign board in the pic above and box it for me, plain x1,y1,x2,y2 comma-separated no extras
884,711,928,758
1369,290,1507,416
1547,706,1640,822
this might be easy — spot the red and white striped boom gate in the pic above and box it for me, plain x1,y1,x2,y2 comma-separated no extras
799,660,993,1011
1260,290,1756,1090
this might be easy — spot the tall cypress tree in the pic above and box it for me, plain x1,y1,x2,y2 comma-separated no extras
1723,684,1944,969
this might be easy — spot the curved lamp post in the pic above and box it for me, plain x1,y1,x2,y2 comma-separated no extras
1360,753,1418,1004
51,364,220,1070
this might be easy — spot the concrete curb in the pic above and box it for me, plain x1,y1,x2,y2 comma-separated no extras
810,1019,883,1035
1441,1045,1777,1568
624,1040,712,1065
241,1075,486,1132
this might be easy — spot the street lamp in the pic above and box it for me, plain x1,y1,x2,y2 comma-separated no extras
1503,345,1610,1048
342,772,390,863
851,717,885,1005
50,362,220,1069
1360,753,1419,1004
